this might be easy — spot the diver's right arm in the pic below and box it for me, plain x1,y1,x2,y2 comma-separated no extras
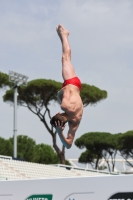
55,120,75,149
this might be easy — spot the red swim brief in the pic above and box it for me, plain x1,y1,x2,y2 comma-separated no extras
62,77,82,90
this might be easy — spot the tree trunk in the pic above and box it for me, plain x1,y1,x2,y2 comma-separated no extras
95,158,99,169
41,118,66,165
52,132,66,164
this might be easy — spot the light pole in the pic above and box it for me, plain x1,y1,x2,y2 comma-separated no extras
9,71,28,158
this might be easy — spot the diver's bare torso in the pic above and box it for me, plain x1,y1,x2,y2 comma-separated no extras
57,84,83,124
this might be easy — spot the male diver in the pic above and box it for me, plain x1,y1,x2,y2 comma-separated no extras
50,24,83,149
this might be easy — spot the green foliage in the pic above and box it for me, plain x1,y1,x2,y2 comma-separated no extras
0,134,70,165
78,149,101,169
81,83,107,107
0,137,12,156
9,135,36,161
2,88,14,103
32,144,60,164
65,160,71,166
79,150,98,163
75,132,118,171
3,79,62,106
0,71,13,88
118,130,133,167
118,130,133,153
75,132,112,150
8,135,59,164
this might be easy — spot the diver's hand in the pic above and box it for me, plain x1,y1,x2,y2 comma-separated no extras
55,120,66,133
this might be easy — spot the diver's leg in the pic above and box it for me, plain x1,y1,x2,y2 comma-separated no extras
56,24,76,80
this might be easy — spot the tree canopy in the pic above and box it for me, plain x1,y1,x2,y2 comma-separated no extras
9,135,36,162
0,135,60,164
3,77,107,164
75,132,118,171
0,137,12,156
81,83,107,106
33,144,60,164
0,71,12,89
78,149,100,169
118,130,133,167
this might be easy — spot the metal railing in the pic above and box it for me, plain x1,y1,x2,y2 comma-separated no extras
67,158,133,173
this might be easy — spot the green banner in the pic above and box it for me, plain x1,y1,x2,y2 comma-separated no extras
26,194,53,200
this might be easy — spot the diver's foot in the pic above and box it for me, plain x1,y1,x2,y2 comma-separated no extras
56,24,70,39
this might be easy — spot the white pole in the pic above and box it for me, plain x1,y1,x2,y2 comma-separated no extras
9,71,28,159
13,84,17,158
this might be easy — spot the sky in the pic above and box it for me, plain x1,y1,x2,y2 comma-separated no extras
0,0,133,159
